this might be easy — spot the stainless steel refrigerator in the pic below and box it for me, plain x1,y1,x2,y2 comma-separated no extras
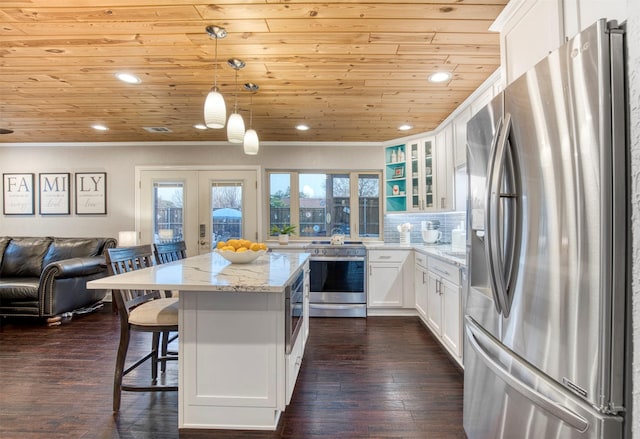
464,19,630,439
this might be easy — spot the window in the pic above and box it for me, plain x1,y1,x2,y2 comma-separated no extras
153,182,184,243
269,173,292,234
211,182,243,244
268,171,381,240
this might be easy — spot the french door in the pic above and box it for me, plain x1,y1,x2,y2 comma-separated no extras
138,168,260,255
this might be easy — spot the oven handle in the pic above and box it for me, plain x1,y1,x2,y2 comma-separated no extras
310,256,366,262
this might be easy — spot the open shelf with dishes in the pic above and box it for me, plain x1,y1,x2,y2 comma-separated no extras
384,144,407,212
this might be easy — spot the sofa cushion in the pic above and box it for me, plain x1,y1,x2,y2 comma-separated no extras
0,278,39,301
0,237,52,278
42,238,102,268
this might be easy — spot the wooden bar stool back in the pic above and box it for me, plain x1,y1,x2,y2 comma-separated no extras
152,240,187,370
105,245,179,412
153,240,187,265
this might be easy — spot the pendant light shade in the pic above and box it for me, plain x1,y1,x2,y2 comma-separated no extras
227,58,246,143
243,129,259,155
227,112,245,143
203,25,227,129
243,82,260,155
204,88,226,128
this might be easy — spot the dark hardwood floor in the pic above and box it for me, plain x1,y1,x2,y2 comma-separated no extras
0,306,465,439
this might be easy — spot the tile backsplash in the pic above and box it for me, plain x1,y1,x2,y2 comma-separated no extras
384,211,466,245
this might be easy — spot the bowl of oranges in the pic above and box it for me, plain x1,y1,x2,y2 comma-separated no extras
214,239,268,264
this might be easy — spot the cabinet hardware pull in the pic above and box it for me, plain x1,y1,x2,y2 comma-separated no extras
432,266,450,276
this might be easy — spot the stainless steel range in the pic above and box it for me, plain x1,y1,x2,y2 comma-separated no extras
307,241,367,317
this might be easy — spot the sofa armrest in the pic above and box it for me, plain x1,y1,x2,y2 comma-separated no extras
38,256,109,317
41,256,106,280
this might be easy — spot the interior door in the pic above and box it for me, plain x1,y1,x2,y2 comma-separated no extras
139,168,259,256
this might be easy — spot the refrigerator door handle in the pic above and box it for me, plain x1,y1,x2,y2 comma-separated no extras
487,113,519,318
465,317,590,432
484,116,505,315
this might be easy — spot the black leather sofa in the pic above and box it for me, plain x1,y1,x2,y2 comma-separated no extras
0,236,117,324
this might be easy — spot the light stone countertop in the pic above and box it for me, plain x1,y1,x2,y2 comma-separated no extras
87,251,310,293
268,240,466,267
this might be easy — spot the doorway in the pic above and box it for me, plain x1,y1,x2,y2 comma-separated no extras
138,167,260,255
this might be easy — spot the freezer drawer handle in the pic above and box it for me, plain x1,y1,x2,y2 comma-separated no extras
465,317,589,432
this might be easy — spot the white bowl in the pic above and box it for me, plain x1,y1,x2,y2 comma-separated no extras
215,249,266,264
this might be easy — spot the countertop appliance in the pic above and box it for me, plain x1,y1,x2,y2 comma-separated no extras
307,240,366,317
464,19,630,439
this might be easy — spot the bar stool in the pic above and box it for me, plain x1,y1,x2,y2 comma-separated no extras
153,241,187,371
105,245,179,412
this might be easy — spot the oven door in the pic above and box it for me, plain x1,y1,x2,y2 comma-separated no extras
309,257,366,303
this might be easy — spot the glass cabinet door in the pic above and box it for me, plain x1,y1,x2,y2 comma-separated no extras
410,141,421,210
423,139,434,209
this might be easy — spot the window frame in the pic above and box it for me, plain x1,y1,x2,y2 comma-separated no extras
266,169,383,242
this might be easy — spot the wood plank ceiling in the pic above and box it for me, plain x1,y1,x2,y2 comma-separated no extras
0,0,507,144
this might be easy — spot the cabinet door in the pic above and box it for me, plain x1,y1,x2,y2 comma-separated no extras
453,107,471,168
368,262,404,307
426,270,442,335
414,264,428,319
499,0,563,84
435,127,453,211
441,278,461,359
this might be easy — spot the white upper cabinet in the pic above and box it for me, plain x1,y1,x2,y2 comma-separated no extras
452,107,472,168
434,126,453,211
494,0,628,85
495,0,565,84
563,0,627,40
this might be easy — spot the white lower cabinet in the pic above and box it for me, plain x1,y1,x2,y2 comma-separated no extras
414,252,428,319
368,249,413,310
419,254,463,366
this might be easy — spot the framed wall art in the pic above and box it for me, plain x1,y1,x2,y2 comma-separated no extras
75,172,107,215
39,173,71,215
3,173,35,215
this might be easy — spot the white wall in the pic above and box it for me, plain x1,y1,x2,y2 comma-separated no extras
629,1,640,437
0,143,382,239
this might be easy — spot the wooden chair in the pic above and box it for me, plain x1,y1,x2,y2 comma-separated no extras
105,245,178,412
153,240,187,266
152,240,187,371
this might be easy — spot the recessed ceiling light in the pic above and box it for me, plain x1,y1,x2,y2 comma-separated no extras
115,72,141,84
398,124,413,131
428,71,452,83
92,124,109,131
296,124,310,131
193,124,207,130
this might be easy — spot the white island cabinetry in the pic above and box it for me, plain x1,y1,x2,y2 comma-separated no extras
87,251,310,432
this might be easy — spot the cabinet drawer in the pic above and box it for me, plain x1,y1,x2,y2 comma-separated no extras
368,250,409,263
414,252,427,268
428,257,460,285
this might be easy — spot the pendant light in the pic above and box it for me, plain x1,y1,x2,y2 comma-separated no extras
243,83,259,155
226,58,246,143
203,25,227,129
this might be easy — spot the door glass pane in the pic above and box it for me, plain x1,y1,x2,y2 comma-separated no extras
299,173,350,238
269,173,291,235
211,182,243,246
153,182,184,243
358,174,380,238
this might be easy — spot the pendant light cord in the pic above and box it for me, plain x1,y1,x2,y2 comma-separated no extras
213,37,218,90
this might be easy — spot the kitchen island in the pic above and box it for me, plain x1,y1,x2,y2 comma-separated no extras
87,251,310,432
